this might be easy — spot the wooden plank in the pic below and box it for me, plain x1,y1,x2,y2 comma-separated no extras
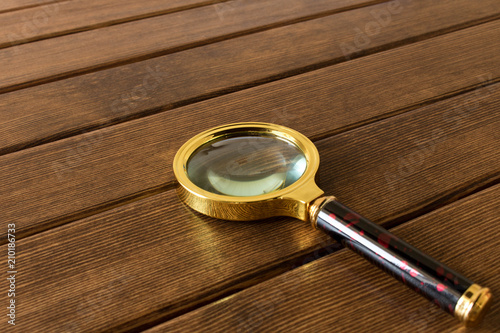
0,0,385,93
2,98,498,331
0,0,65,14
1,0,500,155
0,23,499,240
0,0,228,48
146,184,500,333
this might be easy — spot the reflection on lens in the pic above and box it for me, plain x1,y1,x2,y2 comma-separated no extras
186,135,307,197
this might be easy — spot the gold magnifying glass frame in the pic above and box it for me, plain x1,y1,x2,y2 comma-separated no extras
173,122,324,221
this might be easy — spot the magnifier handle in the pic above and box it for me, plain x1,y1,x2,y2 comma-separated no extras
312,197,492,326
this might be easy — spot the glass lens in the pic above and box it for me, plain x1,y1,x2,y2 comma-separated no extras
186,134,307,197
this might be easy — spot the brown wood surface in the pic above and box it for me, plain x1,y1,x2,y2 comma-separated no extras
1,0,500,155
147,184,500,333
1,0,499,332
1,20,499,241
0,0,383,93
0,0,65,14
1,85,498,332
0,0,227,48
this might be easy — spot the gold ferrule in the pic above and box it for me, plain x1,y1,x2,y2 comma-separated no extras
308,196,337,229
454,284,493,326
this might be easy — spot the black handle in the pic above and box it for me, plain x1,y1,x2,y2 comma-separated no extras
312,198,491,326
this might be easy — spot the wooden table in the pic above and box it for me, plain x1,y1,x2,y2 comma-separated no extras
1,0,499,332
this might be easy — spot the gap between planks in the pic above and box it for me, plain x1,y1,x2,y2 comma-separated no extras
141,184,500,333
2,81,499,244
0,0,70,15
1,3,500,157
0,0,233,49
1,36,499,243
3,90,498,331
2,0,497,95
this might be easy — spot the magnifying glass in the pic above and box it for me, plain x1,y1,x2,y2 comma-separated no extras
173,122,492,326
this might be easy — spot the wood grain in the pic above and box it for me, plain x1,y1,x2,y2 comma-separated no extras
2,0,500,155
0,21,499,240
146,184,500,333
0,87,498,332
0,0,66,14
0,0,228,48
0,0,384,93
2,1,498,332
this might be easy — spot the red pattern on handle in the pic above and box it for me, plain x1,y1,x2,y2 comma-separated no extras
318,200,473,316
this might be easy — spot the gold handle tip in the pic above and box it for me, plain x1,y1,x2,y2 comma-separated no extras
455,284,493,327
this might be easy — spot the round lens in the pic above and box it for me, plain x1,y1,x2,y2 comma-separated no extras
186,134,307,197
